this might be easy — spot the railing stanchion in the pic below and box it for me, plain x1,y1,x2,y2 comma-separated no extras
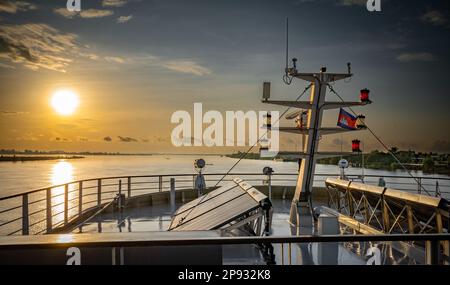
128,177,131,198
79,181,83,216
288,243,292,265
97,179,102,206
22,194,29,235
425,240,439,265
64,184,69,225
418,178,422,194
170,178,176,212
46,188,52,233
159,176,162,192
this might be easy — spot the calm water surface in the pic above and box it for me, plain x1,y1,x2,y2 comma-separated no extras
0,155,448,198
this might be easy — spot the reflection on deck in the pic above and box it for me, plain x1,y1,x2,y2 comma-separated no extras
72,198,366,265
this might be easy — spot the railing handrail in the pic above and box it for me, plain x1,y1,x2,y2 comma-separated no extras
1,172,449,201
0,233,448,250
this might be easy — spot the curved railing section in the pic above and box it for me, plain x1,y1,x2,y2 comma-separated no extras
0,172,449,236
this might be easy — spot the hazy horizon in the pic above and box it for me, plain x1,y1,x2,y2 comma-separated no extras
1,0,449,154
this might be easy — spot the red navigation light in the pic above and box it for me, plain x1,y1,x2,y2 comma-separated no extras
352,139,361,152
360,88,370,103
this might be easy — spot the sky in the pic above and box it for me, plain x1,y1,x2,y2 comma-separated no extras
0,0,449,154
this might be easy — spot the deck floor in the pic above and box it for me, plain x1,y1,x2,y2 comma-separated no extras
73,198,365,265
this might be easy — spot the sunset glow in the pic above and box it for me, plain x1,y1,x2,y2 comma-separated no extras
51,90,79,116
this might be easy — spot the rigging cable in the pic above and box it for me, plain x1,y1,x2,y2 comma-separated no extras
214,83,313,187
178,84,313,225
326,84,432,196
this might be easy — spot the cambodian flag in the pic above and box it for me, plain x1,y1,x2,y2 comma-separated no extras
337,108,357,130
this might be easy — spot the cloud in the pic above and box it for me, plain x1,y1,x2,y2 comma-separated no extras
396,52,437,63
80,9,114,18
53,8,77,19
104,56,126,63
162,60,212,76
52,137,71,142
337,0,367,6
15,132,38,141
152,136,169,143
0,23,82,72
104,136,112,142
421,10,447,27
53,8,114,19
117,15,133,24
118,136,138,142
102,0,129,7
1,110,28,115
0,1,36,13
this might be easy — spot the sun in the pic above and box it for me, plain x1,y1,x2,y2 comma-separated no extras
51,89,79,115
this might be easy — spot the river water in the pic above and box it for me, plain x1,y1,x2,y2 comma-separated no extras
0,155,448,198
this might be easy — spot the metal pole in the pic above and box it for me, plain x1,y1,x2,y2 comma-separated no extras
97,179,102,206
170,178,176,213
78,181,83,216
118,180,122,209
425,240,439,265
46,188,52,233
64,184,69,225
418,178,422,194
361,148,364,183
22,194,29,235
127,177,131,198
159,176,162,192
268,174,272,200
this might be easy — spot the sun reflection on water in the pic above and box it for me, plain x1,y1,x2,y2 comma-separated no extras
51,161,74,185
50,161,75,222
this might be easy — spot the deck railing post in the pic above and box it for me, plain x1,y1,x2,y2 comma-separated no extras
97,179,102,206
170,178,176,212
78,181,83,216
22,194,29,235
64,184,69,225
435,181,440,197
159,176,162,192
425,240,439,265
418,178,422,194
127,177,131,198
46,188,52,233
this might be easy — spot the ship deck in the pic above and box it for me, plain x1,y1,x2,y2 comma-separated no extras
71,198,366,265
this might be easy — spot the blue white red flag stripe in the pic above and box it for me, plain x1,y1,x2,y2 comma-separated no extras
337,108,357,130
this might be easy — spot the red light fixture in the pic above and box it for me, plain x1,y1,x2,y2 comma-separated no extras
360,88,371,103
352,139,361,152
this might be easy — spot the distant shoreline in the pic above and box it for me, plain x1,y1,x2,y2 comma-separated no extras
0,155,84,162
225,151,450,176
0,151,228,156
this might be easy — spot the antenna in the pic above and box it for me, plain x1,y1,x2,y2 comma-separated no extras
285,17,289,72
282,18,293,85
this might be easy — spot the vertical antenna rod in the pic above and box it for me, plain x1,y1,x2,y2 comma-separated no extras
285,17,289,71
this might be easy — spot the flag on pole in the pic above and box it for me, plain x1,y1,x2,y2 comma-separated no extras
337,108,357,130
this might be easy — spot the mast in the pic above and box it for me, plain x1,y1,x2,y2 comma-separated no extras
262,65,371,233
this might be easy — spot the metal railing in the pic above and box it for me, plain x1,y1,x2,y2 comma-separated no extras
0,173,449,236
0,233,448,265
